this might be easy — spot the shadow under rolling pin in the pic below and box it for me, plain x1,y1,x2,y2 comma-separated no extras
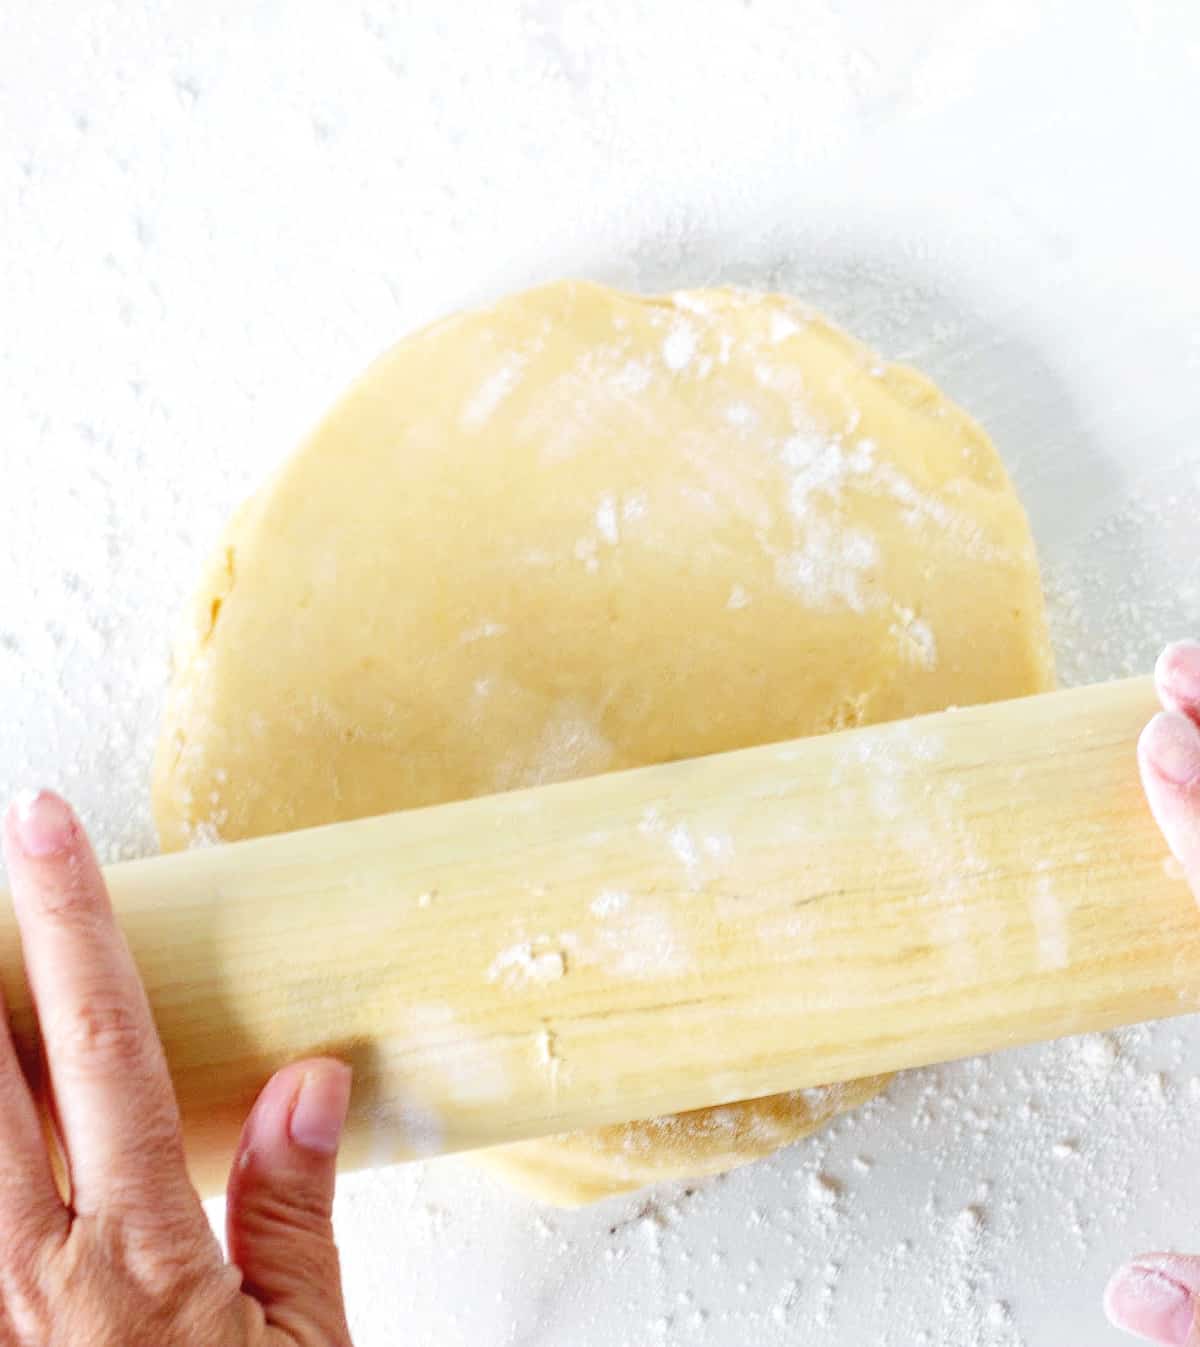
1,675,1195,1196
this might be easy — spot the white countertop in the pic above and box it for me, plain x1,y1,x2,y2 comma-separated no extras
3,2,1199,1343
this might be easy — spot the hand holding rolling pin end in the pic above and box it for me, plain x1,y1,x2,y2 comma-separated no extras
0,643,1194,1346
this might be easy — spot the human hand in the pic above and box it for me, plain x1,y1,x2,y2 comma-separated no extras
0,790,354,1346
1105,640,1200,1344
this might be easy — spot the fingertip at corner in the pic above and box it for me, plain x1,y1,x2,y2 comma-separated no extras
1156,640,1200,718
3,790,79,862
1105,1263,1193,1343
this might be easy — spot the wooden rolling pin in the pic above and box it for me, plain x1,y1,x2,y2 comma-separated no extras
1,675,1196,1195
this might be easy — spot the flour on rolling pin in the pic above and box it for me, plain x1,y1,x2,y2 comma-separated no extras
482,805,747,994
487,940,568,989
364,1005,515,1165
488,906,694,989
820,721,1078,979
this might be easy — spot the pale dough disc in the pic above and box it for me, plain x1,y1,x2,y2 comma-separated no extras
153,280,1053,1205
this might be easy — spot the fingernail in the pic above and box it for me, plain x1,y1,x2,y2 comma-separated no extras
1140,712,1200,788
9,791,78,858
289,1063,352,1156
1105,1263,1195,1344
1158,641,1200,709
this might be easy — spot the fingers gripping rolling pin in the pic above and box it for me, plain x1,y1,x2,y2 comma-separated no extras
0,677,1195,1195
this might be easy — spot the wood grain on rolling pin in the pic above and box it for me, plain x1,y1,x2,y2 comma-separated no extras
0,675,1195,1196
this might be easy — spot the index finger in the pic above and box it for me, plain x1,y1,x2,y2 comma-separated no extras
3,791,196,1219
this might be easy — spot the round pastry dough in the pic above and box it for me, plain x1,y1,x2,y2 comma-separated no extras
153,280,1053,1205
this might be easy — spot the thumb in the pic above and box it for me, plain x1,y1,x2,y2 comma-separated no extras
226,1058,354,1347
1105,1255,1200,1345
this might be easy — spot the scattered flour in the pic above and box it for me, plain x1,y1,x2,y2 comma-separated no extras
775,521,880,613
662,321,698,372
592,888,631,917
769,311,803,344
459,619,508,644
1029,865,1069,972
595,494,620,545
460,356,527,430
588,906,694,981
493,703,614,790
487,940,567,989
892,608,939,670
668,823,701,876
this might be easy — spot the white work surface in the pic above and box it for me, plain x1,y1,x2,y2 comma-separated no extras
2,3,1199,1343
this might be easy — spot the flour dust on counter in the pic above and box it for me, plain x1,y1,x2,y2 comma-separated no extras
331,1020,1186,1346
326,1024,1183,1347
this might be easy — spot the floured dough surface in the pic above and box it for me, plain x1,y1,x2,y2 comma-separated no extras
153,280,1053,1204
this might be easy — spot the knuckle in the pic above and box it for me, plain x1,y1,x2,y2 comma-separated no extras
102,1112,188,1188
34,866,101,921
0,1240,54,1340
120,1215,218,1300
137,1106,187,1161
238,1184,336,1251
51,994,146,1071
